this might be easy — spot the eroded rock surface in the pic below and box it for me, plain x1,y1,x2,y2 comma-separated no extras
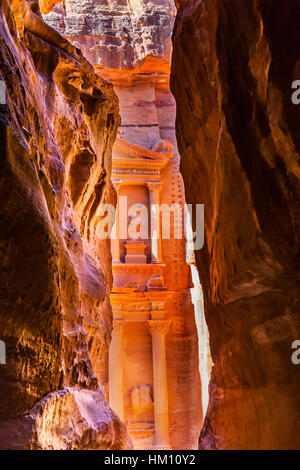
0,388,131,450
172,0,300,449
0,0,131,449
43,0,176,70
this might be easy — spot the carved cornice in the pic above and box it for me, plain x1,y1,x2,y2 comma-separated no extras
114,138,169,160
112,138,172,175
112,168,160,176
111,288,174,302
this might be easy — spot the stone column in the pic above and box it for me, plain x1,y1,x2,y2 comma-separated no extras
147,181,162,263
148,320,171,450
109,319,124,420
112,181,122,263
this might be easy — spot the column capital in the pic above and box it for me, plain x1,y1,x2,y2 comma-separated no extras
147,320,169,336
112,319,124,335
147,181,162,193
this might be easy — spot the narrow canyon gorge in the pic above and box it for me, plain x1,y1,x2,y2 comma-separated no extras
0,0,299,451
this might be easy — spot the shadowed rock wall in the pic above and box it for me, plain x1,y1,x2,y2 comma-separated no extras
0,0,131,449
171,0,300,450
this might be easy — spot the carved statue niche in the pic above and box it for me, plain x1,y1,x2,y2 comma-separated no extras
119,281,139,291
152,140,173,154
146,274,167,291
130,384,153,418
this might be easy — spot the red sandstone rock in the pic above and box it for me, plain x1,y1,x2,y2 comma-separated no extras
172,0,300,450
0,0,131,449
43,0,176,70
0,388,131,450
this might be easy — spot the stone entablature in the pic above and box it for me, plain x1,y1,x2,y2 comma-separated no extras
112,138,172,183
111,289,175,319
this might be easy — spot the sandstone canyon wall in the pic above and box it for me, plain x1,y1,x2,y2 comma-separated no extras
172,0,300,450
0,0,131,449
42,0,175,70
43,0,206,450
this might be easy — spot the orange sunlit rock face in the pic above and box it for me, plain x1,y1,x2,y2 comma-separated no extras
0,0,131,449
39,0,62,15
44,0,206,450
172,0,300,450
44,0,176,70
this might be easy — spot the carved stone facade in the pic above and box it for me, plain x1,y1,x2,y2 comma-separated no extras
109,134,201,449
